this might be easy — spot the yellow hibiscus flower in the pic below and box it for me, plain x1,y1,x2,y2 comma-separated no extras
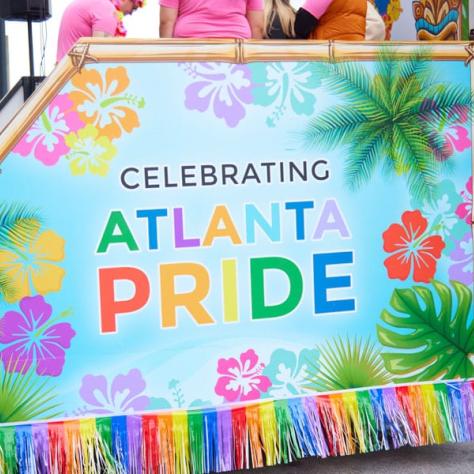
69,66,144,140
0,228,66,303
65,124,117,177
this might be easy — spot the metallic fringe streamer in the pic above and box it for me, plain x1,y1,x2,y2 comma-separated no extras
0,381,473,474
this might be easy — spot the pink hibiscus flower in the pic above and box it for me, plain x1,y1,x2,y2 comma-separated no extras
215,349,271,402
14,93,83,166
0,295,75,376
422,102,471,162
436,105,472,160
455,176,472,225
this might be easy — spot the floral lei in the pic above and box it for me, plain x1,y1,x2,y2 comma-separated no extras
111,0,146,37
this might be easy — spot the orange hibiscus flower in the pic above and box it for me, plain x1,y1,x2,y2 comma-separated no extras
382,210,445,283
69,66,144,140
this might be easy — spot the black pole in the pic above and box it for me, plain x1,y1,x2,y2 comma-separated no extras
0,19,7,97
27,18,34,77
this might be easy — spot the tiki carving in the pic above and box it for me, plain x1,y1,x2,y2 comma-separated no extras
413,0,462,40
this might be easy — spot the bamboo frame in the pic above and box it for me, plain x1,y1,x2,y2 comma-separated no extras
0,39,473,163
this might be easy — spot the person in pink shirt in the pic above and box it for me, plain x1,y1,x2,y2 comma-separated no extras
159,0,264,39
56,0,144,62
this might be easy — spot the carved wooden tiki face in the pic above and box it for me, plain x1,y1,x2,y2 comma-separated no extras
412,0,462,40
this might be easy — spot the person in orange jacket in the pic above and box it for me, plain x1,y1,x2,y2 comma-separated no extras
295,0,367,40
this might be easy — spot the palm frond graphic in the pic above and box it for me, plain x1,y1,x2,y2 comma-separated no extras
0,359,61,423
0,270,16,302
305,336,391,392
304,49,472,200
0,203,42,250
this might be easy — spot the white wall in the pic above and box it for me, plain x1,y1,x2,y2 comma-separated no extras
390,0,417,40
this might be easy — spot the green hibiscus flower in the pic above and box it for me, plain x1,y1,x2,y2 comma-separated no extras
250,62,321,127
263,348,319,398
411,179,468,253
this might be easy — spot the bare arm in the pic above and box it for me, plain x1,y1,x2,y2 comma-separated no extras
160,6,178,38
246,10,264,39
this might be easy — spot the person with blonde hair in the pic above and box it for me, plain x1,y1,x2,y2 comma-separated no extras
264,0,296,39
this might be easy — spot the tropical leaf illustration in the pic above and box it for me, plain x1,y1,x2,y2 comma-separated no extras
377,280,474,382
0,270,15,301
0,361,61,422
305,336,391,391
303,49,471,199
0,203,42,249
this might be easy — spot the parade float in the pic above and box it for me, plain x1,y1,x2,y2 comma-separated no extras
0,39,473,472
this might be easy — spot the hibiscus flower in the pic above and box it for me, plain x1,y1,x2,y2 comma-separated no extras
0,227,66,303
69,66,143,139
65,124,117,176
184,63,253,128
215,349,271,402
79,369,149,415
0,295,75,376
14,94,83,166
382,210,445,283
455,176,472,225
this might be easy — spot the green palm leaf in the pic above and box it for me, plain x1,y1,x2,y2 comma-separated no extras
419,83,471,121
374,48,410,106
377,280,474,383
392,73,425,118
0,271,16,301
395,49,433,85
314,61,386,119
0,203,42,249
303,106,369,150
305,337,391,392
393,119,438,196
344,125,386,190
371,73,393,113
0,361,61,422
304,48,472,200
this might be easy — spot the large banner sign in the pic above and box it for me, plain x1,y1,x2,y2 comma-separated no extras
0,41,473,472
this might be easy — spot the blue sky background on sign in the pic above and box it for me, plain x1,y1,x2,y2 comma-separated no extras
0,58,471,417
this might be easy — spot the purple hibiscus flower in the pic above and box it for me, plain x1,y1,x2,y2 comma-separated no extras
184,63,253,128
0,295,76,376
448,232,473,285
79,368,150,415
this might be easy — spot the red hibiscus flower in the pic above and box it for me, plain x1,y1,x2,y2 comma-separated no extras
382,210,445,283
